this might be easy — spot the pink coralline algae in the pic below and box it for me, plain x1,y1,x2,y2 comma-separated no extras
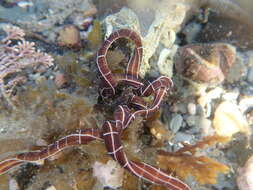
0,25,54,105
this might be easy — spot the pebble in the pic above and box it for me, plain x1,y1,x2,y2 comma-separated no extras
198,118,213,136
222,89,240,101
226,54,248,82
197,96,212,117
213,101,250,138
36,138,48,146
173,132,194,144
239,96,253,113
83,4,97,17
17,1,34,8
241,85,253,96
93,160,124,189
197,87,223,117
206,87,223,100
169,114,183,133
45,186,57,190
185,115,198,127
187,102,196,115
58,25,81,47
9,178,19,190
172,103,188,114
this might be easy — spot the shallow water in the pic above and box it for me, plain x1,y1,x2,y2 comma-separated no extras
0,0,253,190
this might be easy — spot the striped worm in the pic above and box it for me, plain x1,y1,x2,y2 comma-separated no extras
98,29,191,190
0,29,191,190
97,28,143,97
0,129,103,175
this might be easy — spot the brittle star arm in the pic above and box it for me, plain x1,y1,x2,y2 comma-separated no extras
102,121,191,190
0,128,103,175
123,76,173,129
97,29,143,97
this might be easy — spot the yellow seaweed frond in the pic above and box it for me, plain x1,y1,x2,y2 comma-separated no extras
122,170,139,190
157,135,230,185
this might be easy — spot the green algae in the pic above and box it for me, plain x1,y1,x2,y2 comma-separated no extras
87,20,102,49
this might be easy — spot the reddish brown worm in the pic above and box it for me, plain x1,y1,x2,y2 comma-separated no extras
0,29,191,190
102,75,191,190
98,29,190,189
96,28,143,97
122,76,173,129
102,120,191,190
0,129,103,175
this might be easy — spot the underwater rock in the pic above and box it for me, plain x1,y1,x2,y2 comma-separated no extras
9,178,19,190
226,52,248,83
237,154,253,190
196,13,253,50
45,186,57,190
185,115,200,127
83,4,97,17
222,90,239,101
187,102,196,115
199,118,213,136
213,101,250,138
58,25,81,47
169,113,183,133
239,96,253,113
197,87,223,117
103,1,189,77
175,43,236,84
93,160,124,189
198,87,223,106
173,132,194,144
180,0,253,50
